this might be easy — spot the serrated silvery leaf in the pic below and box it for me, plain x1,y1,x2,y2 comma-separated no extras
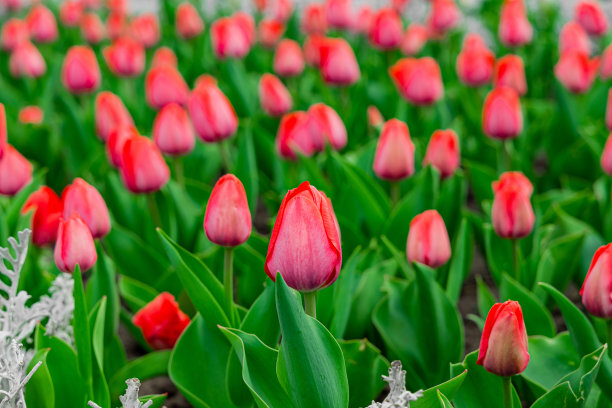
89,378,153,408
365,361,423,408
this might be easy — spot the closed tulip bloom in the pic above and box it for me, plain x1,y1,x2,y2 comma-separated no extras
104,37,145,77
575,0,609,37
188,80,238,143
423,129,460,178
1,19,28,51
106,125,138,167
307,103,347,151
106,12,127,40
59,0,83,28
26,5,58,43
389,57,444,105
54,214,97,273
367,105,384,128
276,111,316,160
491,184,535,240
62,46,101,94
456,34,495,87
319,37,361,86
368,8,403,50
373,119,415,181
352,5,373,35
266,0,294,22
258,19,285,49
119,135,170,193
21,186,62,247
176,2,204,40
152,46,178,68
62,178,111,239
407,210,451,268
80,13,106,44
303,34,324,67
494,55,527,96
0,145,32,196
581,244,612,318
274,39,305,77
233,12,256,46
107,0,127,14
265,181,342,292
132,293,190,350
130,13,159,48
601,45,612,80
18,106,43,125
426,0,460,36
301,3,327,35
259,73,293,117
482,87,523,139
559,22,591,56
477,301,530,376
326,0,353,29
95,92,133,142
401,23,428,56
211,17,251,59
145,65,189,109
492,171,534,197
153,103,195,156
204,174,252,247
554,50,599,94
607,90,612,131
601,133,612,175
499,0,533,47
0,104,5,159
9,41,46,78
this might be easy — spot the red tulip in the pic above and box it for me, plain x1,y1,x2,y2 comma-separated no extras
554,50,599,94
152,46,178,68
26,5,58,43
368,8,403,50
132,293,190,350
352,5,373,35
62,46,101,94
145,65,189,110
103,36,145,77
80,13,106,44
401,23,428,56
274,39,305,77
492,171,533,197
107,125,138,167
130,13,159,48
426,0,460,36
18,106,43,125
265,0,294,22
600,45,612,82
423,129,460,178
301,3,327,35
59,0,83,28
153,103,195,156
303,34,324,67
95,91,134,142
477,301,530,376
499,0,533,47
367,105,384,128
233,12,256,46
119,135,170,194
482,87,523,139
493,55,527,96
62,178,111,239
1,18,28,51
54,214,97,273
491,172,534,239
176,2,204,40
389,57,444,105
276,111,316,160
407,210,451,268
581,244,612,318
106,12,127,40
188,79,238,143
326,0,353,29
107,0,127,14
0,104,5,159
258,18,285,49
204,174,252,247
559,22,591,56
0,145,32,196
319,37,361,86
575,0,609,37
456,34,495,87
21,186,62,247
9,41,46,78
265,181,342,292
212,17,251,59
307,103,347,151
259,73,293,117
373,119,414,181
607,90,612,131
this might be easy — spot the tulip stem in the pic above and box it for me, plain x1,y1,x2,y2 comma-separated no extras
512,239,520,282
219,141,231,172
502,377,513,408
607,321,612,359
172,157,185,187
147,194,162,227
390,182,400,206
304,291,317,319
224,247,234,304
504,140,512,171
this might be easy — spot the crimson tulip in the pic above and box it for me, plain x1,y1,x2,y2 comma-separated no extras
401,23,428,56
133,292,190,350
107,125,138,167
119,135,170,194
130,13,160,48
301,3,327,35
258,19,285,49
276,111,316,160
307,103,347,151
26,5,58,43
407,210,451,268
554,50,599,94
95,91,134,142
103,36,145,77
9,41,46,78
389,57,444,105
18,106,43,125
153,103,195,156
575,0,609,37
319,37,361,86
499,0,533,47
1,18,28,51
581,244,612,318
80,13,106,44
482,87,523,140
274,39,305,77
559,22,591,56
423,129,460,179
54,214,97,273
494,55,527,96
62,178,111,239
62,46,101,94
368,8,403,50
145,65,189,110
373,119,415,181
259,73,293,117
188,79,238,143
21,186,62,247
491,172,535,239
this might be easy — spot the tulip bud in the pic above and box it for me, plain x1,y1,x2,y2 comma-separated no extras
204,174,252,247
106,12,127,40
9,41,46,79
352,5,373,35
132,292,190,350
0,104,5,160
456,34,495,87
401,23,428,56
80,13,106,44
493,55,527,96
601,133,612,175
301,3,327,35
107,125,138,167
59,0,83,28
492,171,534,197
276,111,316,160
259,73,293,117
152,46,178,68
62,46,101,94
477,300,530,376
145,65,189,110
307,103,347,151
601,44,612,80
575,0,609,37
407,210,451,268
1,18,28,52
389,57,444,105
265,181,342,292
188,79,238,143
368,105,384,128
581,244,612,318
373,119,415,181
499,0,533,47
258,19,285,49
233,12,256,47
554,50,599,94
491,173,535,239
482,87,523,139
21,186,62,247
607,90,612,131
62,178,111,239
426,0,461,36
26,5,58,44
274,39,305,78
326,0,353,30
95,91,134,142
0,145,32,196
423,129,460,178
119,135,170,194
176,2,204,40
559,22,591,56
211,17,251,59
130,13,160,48
18,106,43,125
103,37,145,77
368,8,403,50
153,103,195,156
54,214,98,273
107,0,127,14
303,34,324,67
319,37,361,86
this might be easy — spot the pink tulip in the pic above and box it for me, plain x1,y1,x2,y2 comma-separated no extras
368,8,403,50
18,106,43,125
601,44,612,80
554,50,599,94
491,172,535,239
492,171,533,197
106,12,127,40
259,73,293,117
0,104,5,159
499,0,533,47
103,36,145,77
107,0,127,14
258,18,285,49
367,105,384,128
303,34,324,67
401,23,428,56
423,129,460,178
130,13,160,48
581,244,612,318
373,119,415,181
319,37,361,86
326,0,353,29
62,178,111,239
95,91,134,142
456,34,495,87
276,111,316,160
482,87,523,139
145,65,189,110
0,145,32,196
176,2,204,39
9,41,46,78
153,103,195,156
152,47,178,68
62,46,101,94
59,1,83,28
1,18,28,51
575,0,609,37
601,133,612,175
132,293,190,350
426,0,460,36
80,13,106,44
265,0,294,22
233,12,256,46
54,214,97,273
21,186,62,247
106,125,138,167
188,79,238,143
389,57,444,105
26,5,58,43
212,17,251,58
274,39,305,77
301,3,327,35
559,22,591,56
307,103,347,151
407,210,451,268
119,135,170,194
494,55,527,96
607,90,612,131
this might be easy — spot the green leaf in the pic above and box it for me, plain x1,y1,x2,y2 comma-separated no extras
476,276,496,320
483,224,514,285
437,391,454,408
411,370,468,408
109,351,171,400
86,247,120,347
275,273,350,408
139,394,167,408
235,123,259,215
73,266,93,399
341,339,389,408
89,297,110,408
446,219,473,303
118,275,158,313
533,232,584,299
25,348,54,408
239,283,280,348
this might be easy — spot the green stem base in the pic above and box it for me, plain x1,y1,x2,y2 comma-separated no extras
224,247,234,305
502,377,513,408
304,292,317,319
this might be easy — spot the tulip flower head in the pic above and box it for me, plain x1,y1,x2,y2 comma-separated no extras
0,104,5,159
130,13,160,48
62,178,111,239
188,79,238,143
559,22,591,56
575,0,609,37
259,73,293,117
493,171,533,196
233,12,256,47
482,86,523,139
301,3,327,35
265,0,294,22
22,186,62,247
368,8,403,50
54,214,98,273
153,103,195,156
491,172,535,239
176,2,205,39
212,16,252,59
499,0,533,47
326,0,353,30
319,37,361,86
494,55,527,96
456,34,495,87
307,103,347,151
106,12,127,40
62,46,101,94
401,23,428,56
581,244,612,318
1,18,29,51
258,18,285,49
423,129,460,178
80,13,107,44
554,50,599,94
606,90,612,131
107,125,138,167
389,57,444,105
59,0,83,27
274,39,305,77
427,0,461,37
152,46,178,68
18,106,43,125
119,135,170,194
145,65,189,110
276,111,316,160
132,292,190,350
0,145,32,196
407,210,451,268
103,37,145,77
9,41,46,79
368,105,384,129
26,5,58,43
373,119,415,181
601,132,612,175
95,92,134,143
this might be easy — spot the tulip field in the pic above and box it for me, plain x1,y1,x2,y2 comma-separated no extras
3,0,612,407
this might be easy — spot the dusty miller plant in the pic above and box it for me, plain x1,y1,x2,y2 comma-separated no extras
88,378,153,408
366,361,424,408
